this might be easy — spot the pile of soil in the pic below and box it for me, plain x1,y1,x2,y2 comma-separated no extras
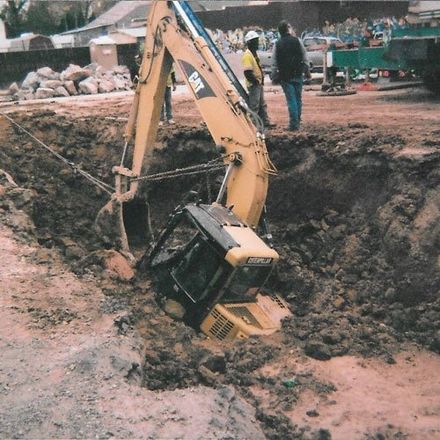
0,111,119,253
266,126,440,359
1,111,440,438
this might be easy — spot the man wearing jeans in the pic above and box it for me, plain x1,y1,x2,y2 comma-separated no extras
271,21,311,131
241,30,275,129
160,65,177,125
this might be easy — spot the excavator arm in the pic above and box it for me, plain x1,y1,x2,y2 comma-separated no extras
114,0,276,231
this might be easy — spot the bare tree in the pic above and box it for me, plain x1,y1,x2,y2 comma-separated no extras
0,0,28,37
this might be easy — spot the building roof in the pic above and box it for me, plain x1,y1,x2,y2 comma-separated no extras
63,1,150,35
81,1,150,30
9,32,38,42
115,27,147,38
189,1,265,11
89,36,116,45
62,0,272,36
8,33,54,51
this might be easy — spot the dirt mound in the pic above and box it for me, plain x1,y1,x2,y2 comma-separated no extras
265,127,440,359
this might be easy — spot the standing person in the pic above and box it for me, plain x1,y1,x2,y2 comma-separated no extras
360,26,373,47
160,65,177,125
271,21,311,131
241,30,275,129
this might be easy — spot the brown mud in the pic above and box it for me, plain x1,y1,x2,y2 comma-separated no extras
1,106,440,438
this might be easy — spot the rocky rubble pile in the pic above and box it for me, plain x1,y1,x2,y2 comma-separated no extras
6,64,133,101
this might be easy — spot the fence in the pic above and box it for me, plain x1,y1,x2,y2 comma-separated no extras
0,43,140,87
0,47,90,86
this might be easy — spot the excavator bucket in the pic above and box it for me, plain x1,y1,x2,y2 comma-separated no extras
95,198,126,250
95,197,151,253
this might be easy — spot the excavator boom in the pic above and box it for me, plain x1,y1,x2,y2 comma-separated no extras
119,0,276,230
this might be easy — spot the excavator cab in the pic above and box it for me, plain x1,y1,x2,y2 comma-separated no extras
148,203,290,340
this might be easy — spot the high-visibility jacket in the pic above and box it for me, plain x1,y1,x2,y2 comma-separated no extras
241,49,263,88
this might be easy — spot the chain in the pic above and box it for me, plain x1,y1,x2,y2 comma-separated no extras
1,112,115,195
132,158,226,183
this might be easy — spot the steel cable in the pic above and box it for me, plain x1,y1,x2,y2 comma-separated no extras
1,112,115,195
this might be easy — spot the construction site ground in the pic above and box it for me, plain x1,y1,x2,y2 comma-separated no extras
1,85,440,440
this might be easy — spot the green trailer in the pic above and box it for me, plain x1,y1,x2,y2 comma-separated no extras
331,23,440,94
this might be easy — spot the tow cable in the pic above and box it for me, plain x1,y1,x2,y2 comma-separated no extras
1,112,115,195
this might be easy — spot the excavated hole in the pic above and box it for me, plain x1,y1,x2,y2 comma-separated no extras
2,113,440,357
2,112,440,439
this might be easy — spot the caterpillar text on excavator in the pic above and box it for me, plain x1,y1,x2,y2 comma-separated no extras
97,0,290,341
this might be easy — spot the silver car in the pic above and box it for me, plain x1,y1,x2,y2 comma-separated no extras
302,36,345,72
259,36,345,74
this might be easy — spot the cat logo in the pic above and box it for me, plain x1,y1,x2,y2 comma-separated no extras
178,60,215,100
188,71,205,94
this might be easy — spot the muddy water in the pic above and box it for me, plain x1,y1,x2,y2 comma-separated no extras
1,111,440,438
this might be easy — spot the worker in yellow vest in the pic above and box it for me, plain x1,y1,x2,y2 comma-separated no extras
241,31,275,129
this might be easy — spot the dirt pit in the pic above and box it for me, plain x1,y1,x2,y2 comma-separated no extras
1,102,440,439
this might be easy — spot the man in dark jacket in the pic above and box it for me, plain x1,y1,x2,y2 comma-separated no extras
272,21,311,131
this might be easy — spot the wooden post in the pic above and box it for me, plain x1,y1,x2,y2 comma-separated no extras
323,48,329,85
345,67,352,88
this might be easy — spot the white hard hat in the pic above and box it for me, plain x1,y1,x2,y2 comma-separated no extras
245,30,259,43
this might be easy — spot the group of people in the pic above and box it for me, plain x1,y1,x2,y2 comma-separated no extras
207,27,278,53
242,20,310,132
209,14,410,55
306,15,409,45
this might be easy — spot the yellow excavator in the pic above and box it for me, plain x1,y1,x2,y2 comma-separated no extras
98,1,290,341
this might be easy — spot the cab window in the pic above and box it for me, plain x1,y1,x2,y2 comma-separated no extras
223,264,273,302
171,236,224,303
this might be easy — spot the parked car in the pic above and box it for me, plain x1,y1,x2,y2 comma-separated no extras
259,36,345,75
259,50,275,75
302,36,345,72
